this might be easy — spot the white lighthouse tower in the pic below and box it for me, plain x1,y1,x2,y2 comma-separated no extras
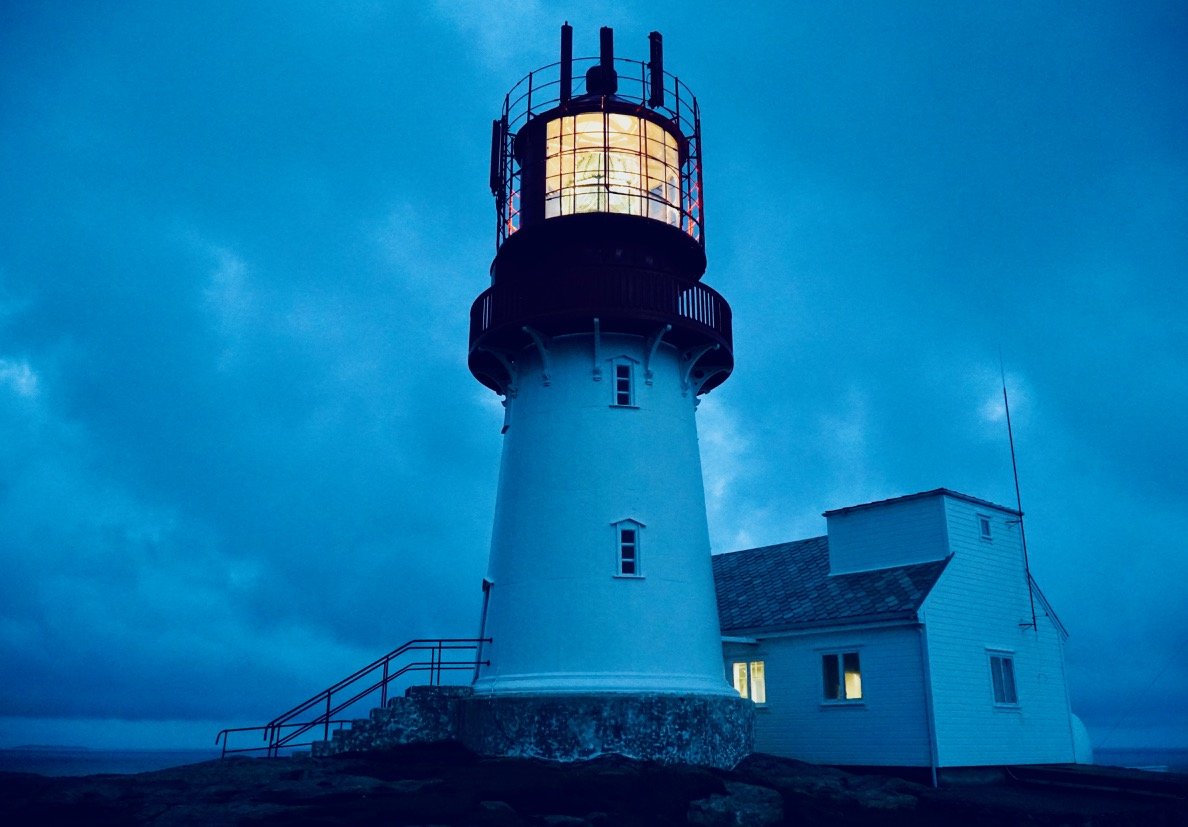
465,26,752,767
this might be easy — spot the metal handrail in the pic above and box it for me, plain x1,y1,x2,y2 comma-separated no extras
215,637,490,757
470,268,732,345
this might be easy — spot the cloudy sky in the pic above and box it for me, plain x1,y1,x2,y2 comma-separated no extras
2,1,1184,751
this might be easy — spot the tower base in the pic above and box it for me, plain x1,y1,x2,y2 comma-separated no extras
459,692,754,770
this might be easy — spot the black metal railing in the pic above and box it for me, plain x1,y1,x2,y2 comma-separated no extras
215,638,490,758
470,268,732,351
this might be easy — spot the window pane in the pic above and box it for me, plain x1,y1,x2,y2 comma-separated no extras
991,656,1006,703
822,654,840,700
1001,657,1017,704
843,652,862,700
620,559,635,575
614,363,632,405
732,662,748,699
543,113,680,225
750,661,766,704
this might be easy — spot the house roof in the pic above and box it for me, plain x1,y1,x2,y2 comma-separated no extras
822,487,1021,518
712,536,950,634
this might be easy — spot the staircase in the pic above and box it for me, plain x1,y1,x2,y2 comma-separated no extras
312,684,474,756
216,638,489,757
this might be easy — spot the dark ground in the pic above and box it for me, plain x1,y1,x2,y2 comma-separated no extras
0,743,1184,826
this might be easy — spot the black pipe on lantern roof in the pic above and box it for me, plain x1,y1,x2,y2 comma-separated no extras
469,26,732,399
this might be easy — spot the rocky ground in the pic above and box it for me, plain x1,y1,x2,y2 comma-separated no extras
0,743,1184,826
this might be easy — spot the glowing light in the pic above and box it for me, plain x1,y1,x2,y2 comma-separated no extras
749,661,766,704
732,662,748,699
544,112,681,228
843,652,862,700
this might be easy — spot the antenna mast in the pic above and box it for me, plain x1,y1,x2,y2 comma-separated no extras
1001,357,1038,631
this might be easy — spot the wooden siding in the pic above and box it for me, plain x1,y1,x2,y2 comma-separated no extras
827,495,948,574
724,626,932,766
922,496,1076,766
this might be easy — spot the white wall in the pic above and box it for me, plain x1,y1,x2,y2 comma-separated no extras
724,625,933,766
826,495,949,574
923,496,1076,766
475,332,733,697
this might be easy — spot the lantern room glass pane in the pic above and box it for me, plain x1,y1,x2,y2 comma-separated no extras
544,112,681,228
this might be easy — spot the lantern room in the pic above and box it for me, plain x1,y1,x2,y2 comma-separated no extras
490,25,705,266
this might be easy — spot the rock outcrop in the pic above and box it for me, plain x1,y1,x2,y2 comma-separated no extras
1,743,1184,826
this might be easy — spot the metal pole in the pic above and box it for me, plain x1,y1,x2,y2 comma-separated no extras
1001,359,1038,632
381,657,390,706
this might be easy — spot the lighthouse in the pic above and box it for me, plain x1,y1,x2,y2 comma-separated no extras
465,25,752,768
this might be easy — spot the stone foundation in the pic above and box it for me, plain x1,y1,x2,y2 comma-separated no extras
313,686,754,770
461,691,753,770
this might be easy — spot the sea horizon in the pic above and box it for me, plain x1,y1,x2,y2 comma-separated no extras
0,747,223,777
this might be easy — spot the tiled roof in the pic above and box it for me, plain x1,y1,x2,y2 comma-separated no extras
712,537,950,634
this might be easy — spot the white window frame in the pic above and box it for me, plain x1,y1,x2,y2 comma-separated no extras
821,650,863,703
731,660,766,705
988,650,1019,706
610,359,636,407
612,519,644,577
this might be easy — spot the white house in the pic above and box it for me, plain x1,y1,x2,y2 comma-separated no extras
714,488,1091,778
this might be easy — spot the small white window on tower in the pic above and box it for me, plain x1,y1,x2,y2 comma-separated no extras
613,520,643,577
613,362,634,407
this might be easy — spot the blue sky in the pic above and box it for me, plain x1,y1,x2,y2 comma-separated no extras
1,1,1184,750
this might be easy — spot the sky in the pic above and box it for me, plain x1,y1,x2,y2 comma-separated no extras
1,1,1184,752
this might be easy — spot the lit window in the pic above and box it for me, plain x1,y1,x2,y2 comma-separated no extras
732,662,747,698
613,362,633,406
544,112,681,228
822,652,862,702
732,660,766,704
989,653,1018,705
978,515,992,540
750,661,766,704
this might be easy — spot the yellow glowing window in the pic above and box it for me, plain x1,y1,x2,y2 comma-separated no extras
822,652,862,702
732,662,748,699
732,660,766,704
544,112,681,227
